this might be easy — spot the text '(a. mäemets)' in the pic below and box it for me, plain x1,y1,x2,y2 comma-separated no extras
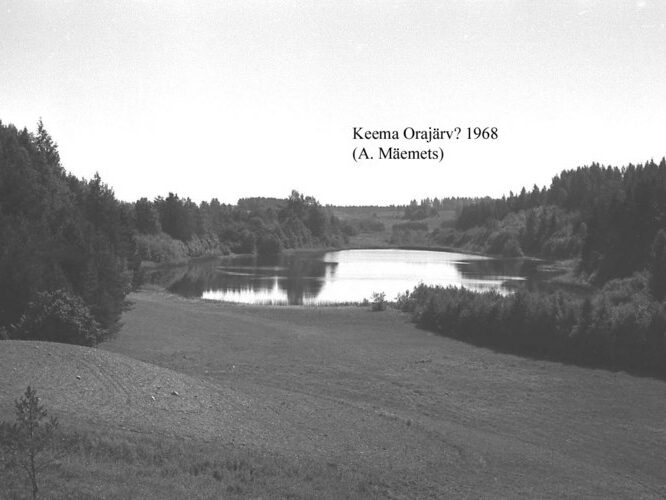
351,126,498,163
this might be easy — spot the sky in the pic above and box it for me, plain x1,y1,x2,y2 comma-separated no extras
1,0,665,205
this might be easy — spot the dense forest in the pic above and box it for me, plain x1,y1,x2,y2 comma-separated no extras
0,120,345,345
134,189,347,263
405,159,666,376
434,160,666,283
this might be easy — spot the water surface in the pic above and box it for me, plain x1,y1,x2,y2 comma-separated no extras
149,249,540,305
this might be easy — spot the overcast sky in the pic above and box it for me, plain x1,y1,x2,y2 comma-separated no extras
1,0,664,205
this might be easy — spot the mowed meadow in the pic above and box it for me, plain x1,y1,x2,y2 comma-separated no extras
3,287,662,498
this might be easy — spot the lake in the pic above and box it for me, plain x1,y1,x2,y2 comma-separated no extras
149,248,544,305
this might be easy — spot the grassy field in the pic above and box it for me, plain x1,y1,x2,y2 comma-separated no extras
0,341,382,499
2,289,666,498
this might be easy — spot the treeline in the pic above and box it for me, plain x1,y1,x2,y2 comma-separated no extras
398,272,666,377
403,197,477,221
0,120,345,345
439,160,666,278
0,121,136,345
434,205,586,258
134,190,346,263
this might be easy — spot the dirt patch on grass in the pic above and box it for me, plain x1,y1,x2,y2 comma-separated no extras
0,340,257,443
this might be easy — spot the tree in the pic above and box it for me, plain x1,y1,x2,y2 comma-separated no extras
134,198,161,234
371,292,387,311
2,386,59,499
34,118,61,168
257,233,283,256
284,190,306,219
13,290,102,346
157,193,194,241
649,229,666,300
0,121,136,337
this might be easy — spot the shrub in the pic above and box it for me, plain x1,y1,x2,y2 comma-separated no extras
501,237,523,257
392,221,428,232
135,232,188,264
186,234,223,258
370,292,387,311
256,233,283,256
399,279,666,376
357,218,385,233
341,221,358,236
12,290,102,346
232,229,257,254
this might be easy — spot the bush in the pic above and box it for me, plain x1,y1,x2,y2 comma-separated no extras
12,290,103,346
370,292,387,311
392,222,428,232
357,218,385,233
256,233,283,256
186,234,224,258
399,278,666,376
135,232,188,264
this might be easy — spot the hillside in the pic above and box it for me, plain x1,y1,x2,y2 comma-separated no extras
2,291,666,497
102,290,666,498
0,341,255,441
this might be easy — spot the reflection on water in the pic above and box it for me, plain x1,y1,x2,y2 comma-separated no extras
148,249,537,305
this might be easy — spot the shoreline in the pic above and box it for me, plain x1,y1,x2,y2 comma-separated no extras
141,244,585,296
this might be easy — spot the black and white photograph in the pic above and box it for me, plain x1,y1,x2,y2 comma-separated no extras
1,1,665,498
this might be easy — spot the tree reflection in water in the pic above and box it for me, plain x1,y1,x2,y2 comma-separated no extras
147,249,539,305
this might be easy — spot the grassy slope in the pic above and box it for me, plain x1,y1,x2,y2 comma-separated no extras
95,290,666,498
0,341,383,499
2,289,665,497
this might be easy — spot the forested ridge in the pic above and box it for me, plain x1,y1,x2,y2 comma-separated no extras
434,159,666,283
0,120,345,344
404,159,666,376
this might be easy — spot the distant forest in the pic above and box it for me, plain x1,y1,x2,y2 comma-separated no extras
0,120,345,344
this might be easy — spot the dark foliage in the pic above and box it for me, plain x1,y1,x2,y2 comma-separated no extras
453,159,666,281
455,185,547,231
134,197,161,234
370,292,387,311
398,275,666,377
12,290,102,346
403,199,438,220
435,205,585,259
0,121,135,339
136,190,346,260
403,197,475,221
650,229,666,301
